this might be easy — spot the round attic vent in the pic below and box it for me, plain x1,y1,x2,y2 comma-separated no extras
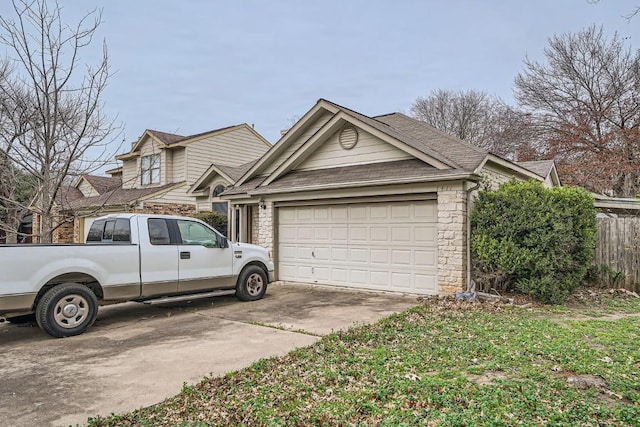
339,126,358,150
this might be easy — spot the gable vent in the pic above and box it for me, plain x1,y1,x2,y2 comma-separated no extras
339,126,359,150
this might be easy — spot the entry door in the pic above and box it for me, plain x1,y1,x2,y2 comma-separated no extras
175,218,234,292
140,218,179,297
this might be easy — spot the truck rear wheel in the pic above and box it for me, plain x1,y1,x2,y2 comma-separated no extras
236,265,267,301
36,283,98,338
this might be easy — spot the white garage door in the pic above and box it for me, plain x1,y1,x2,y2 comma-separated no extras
278,200,438,294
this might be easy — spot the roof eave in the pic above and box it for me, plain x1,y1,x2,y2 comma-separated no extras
245,172,481,197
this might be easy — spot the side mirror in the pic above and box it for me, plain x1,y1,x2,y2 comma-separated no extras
217,235,229,248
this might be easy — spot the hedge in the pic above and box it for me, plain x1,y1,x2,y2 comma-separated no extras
471,180,596,304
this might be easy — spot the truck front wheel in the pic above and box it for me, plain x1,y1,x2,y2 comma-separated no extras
36,283,98,338
236,266,267,301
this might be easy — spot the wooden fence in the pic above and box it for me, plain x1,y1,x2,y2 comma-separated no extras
595,217,640,291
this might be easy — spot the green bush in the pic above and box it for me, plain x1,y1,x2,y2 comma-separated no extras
189,211,228,237
471,180,596,304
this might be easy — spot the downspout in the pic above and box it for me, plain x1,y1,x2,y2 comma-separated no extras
466,180,481,292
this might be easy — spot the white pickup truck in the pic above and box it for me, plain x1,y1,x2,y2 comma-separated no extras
0,214,274,338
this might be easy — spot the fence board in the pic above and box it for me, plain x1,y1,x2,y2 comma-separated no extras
595,217,640,291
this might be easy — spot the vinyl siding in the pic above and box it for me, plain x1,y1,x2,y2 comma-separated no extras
262,111,333,175
186,127,269,183
121,159,138,189
196,196,211,212
171,148,186,182
145,185,194,205
297,128,412,171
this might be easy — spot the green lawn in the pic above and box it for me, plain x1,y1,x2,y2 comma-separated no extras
89,292,640,427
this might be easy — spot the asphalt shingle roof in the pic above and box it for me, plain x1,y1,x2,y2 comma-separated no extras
82,175,122,194
516,160,555,178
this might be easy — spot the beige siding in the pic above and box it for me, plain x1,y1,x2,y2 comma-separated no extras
263,111,333,175
121,159,138,189
78,180,99,197
196,196,211,212
297,128,412,171
171,147,186,182
186,127,269,183
145,185,194,205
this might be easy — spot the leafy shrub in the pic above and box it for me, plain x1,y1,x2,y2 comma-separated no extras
189,211,228,237
471,180,596,304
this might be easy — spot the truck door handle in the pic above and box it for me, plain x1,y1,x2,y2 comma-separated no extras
180,251,190,259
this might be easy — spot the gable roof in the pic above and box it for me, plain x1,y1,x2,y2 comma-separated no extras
80,175,122,194
147,129,185,145
61,182,184,211
517,160,555,178
118,124,269,160
187,160,259,194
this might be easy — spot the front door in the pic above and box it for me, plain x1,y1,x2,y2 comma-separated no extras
175,218,234,292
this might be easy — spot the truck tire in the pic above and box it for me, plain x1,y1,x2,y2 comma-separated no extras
236,265,267,302
36,283,98,338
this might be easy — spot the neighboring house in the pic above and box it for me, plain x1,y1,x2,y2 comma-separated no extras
48,124,270,243
220,99,560,296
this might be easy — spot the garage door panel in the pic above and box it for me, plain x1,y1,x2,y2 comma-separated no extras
331,247,348,262
350,269,368,284
331,207,348,220
314,226,331,240
350,248,368,263
391,204,411,219
370,249,389,264
415,250,437,266
313,247,330,261
331,227,348,241
415,226,437,243
391,227,412,244
349,226,368,241
391,249,412,265
278,200,438,294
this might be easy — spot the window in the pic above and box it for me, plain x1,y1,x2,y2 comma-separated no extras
148,219,171,245
112,219,131,242
211,184,228,217
86,220,105,242
141,154,160,185
177,220,219,247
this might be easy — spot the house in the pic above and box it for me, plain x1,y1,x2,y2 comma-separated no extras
50,124,270,242
220,99,559,296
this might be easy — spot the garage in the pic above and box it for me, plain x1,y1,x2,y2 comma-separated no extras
277,200,438,294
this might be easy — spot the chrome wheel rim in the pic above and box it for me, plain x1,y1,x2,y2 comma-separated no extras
246,273,264,296
53,294,89,329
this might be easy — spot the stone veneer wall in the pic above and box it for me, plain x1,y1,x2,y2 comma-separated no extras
257,201,273,253
437,183,468,294
53,219,75,243
251,205,260,245
133,202,196,217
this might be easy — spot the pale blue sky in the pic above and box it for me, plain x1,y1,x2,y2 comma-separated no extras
4,1,640,163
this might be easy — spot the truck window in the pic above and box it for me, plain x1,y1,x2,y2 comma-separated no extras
103,221,115,240
86,220,105,242
148,219,171,245
112,219,131,242
176,220,218,247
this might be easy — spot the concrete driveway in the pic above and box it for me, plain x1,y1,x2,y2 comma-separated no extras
0,282,418,427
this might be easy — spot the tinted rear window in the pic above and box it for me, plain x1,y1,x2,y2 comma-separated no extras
113,219,131,242
86,220,105,242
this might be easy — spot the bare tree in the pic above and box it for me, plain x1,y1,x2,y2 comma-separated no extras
0,0,120,243
515,25,640,197
411,89,536,158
